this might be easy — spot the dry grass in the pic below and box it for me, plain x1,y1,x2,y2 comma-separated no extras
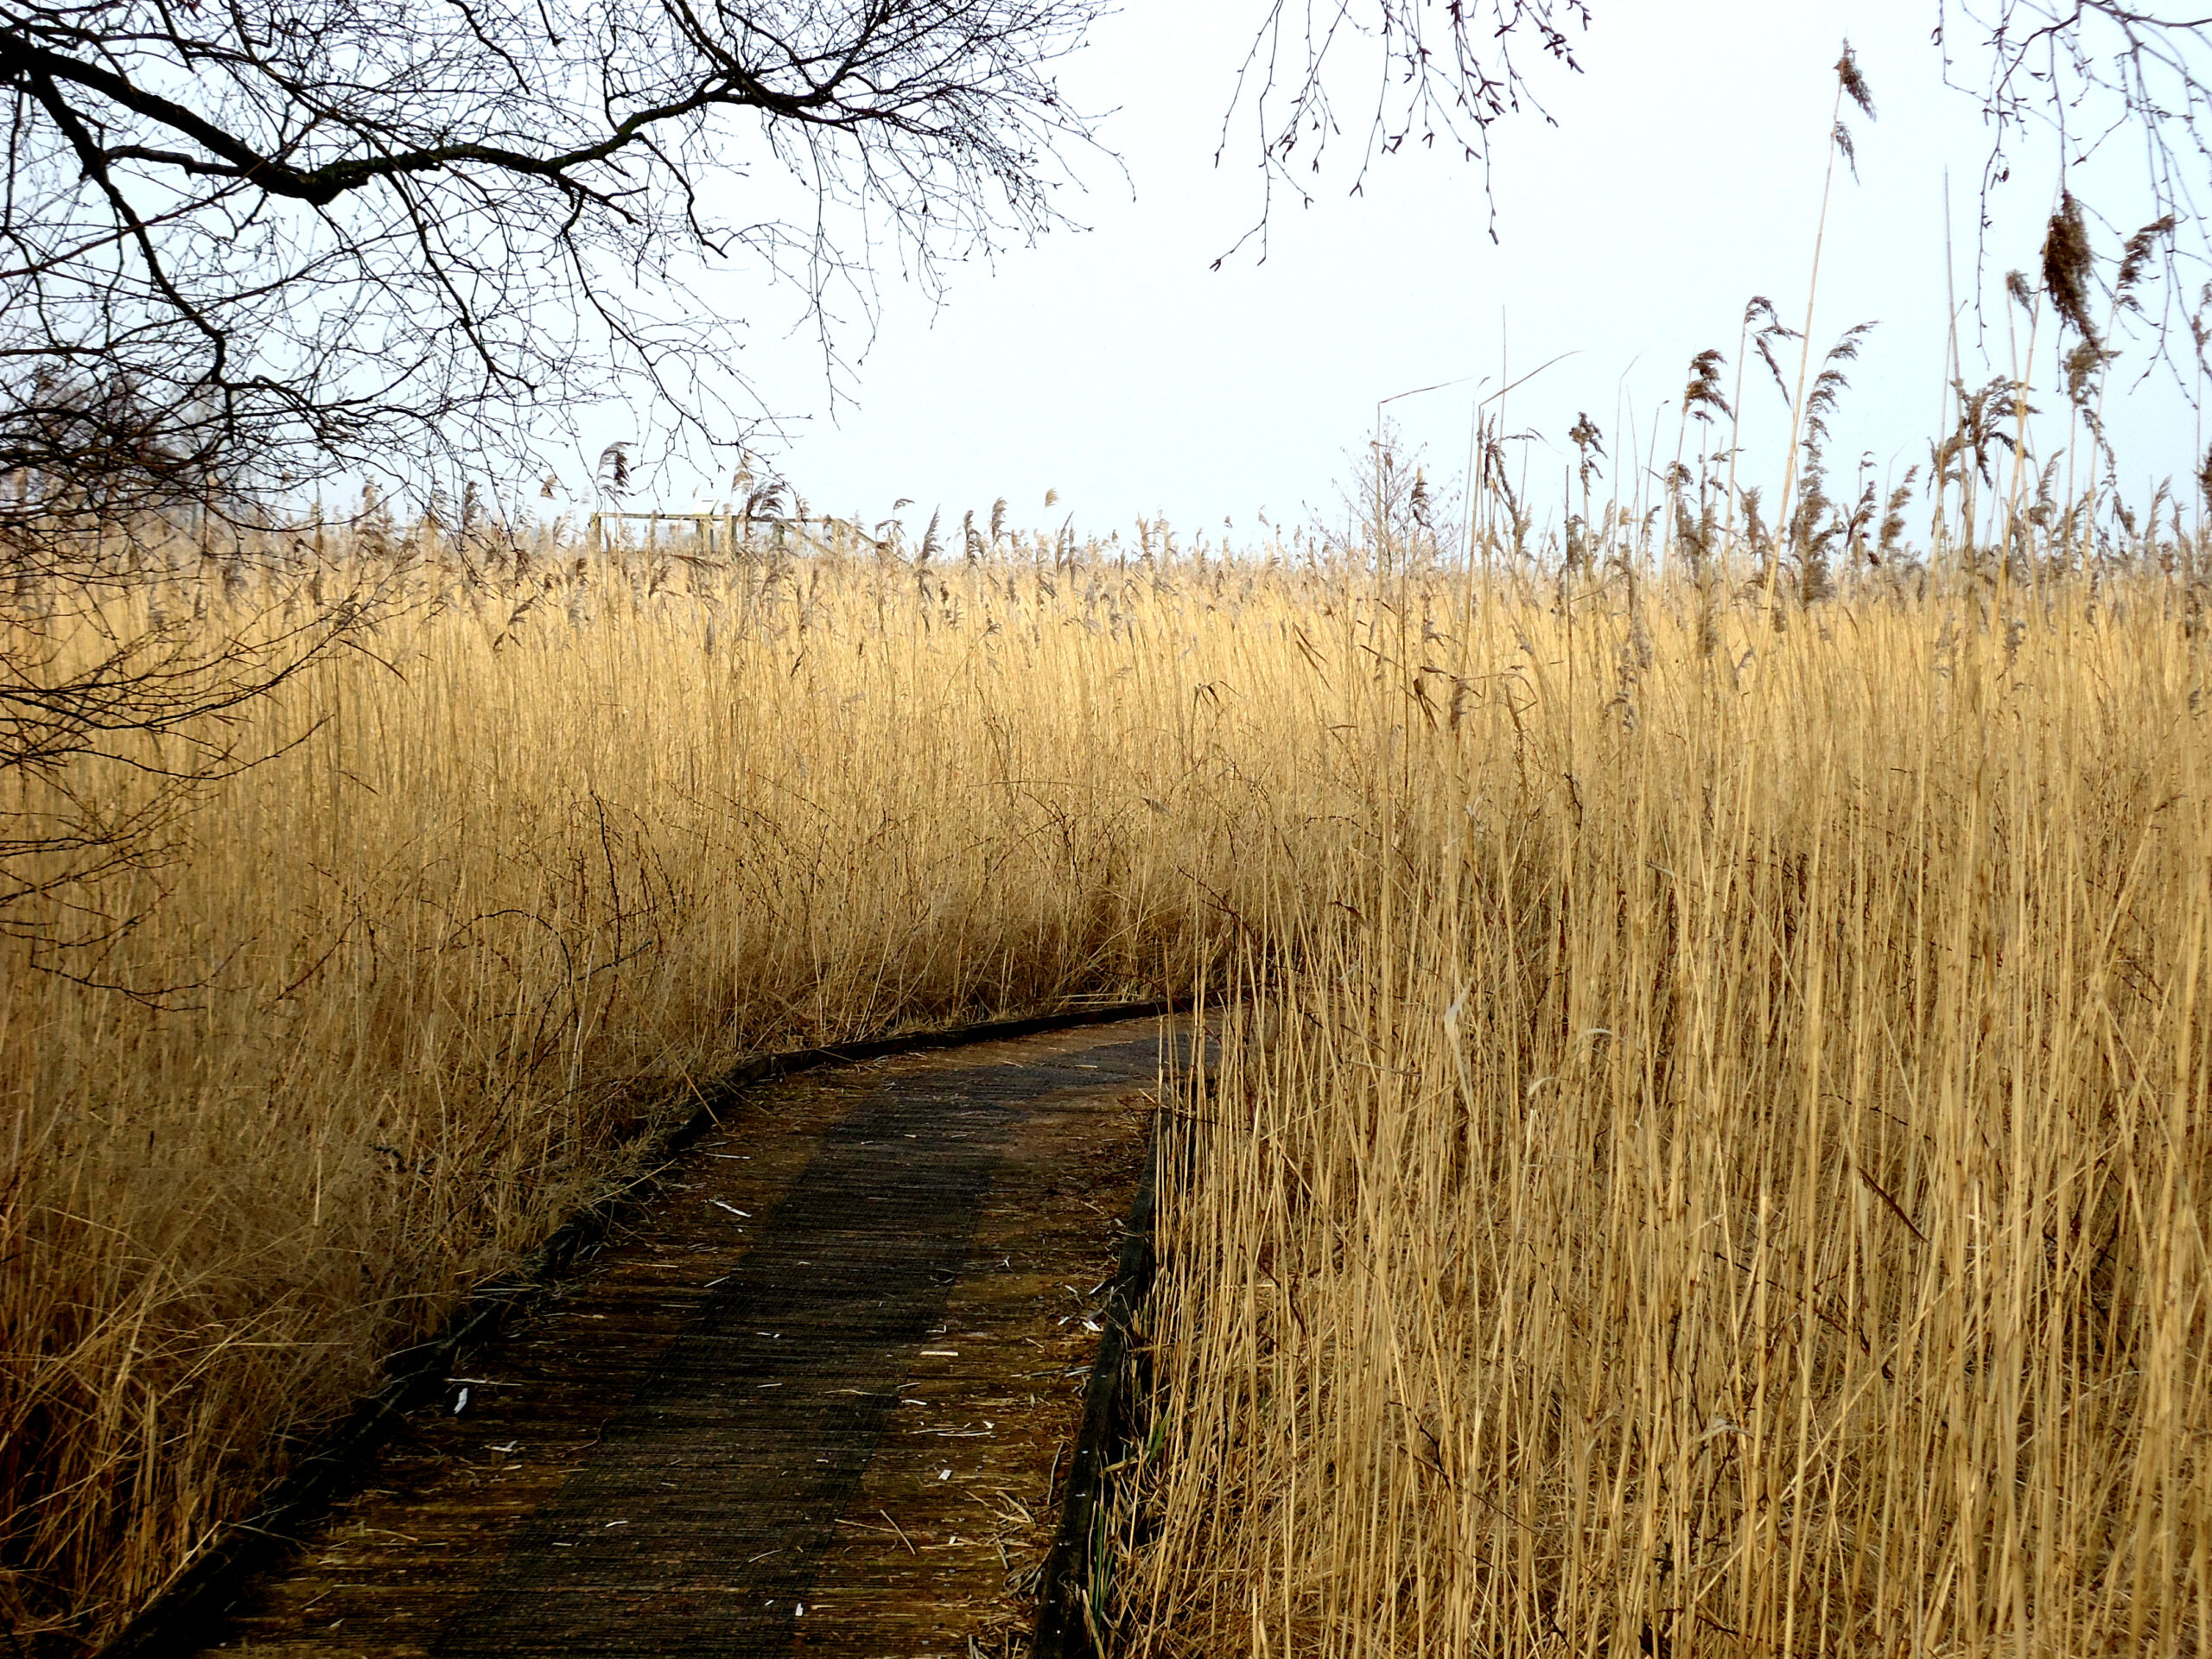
1119,565,2212,1656
5,493,2209,1657
0,523,1363,1650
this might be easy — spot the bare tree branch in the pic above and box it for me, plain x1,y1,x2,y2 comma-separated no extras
1216,0,1592,264
0,0,1109,520
1940,3,2212,378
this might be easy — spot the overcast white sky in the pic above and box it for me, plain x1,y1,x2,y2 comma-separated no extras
588,2,2204,544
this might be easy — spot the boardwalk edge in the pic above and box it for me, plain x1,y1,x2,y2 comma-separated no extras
1030,1121,1163,1659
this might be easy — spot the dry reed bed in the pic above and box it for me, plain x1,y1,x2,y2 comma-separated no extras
10,522,2209,1657
0,533,1368,1651
1122,578,2211,1656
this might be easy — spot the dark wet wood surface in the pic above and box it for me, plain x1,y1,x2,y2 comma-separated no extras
200,1019,1172,1659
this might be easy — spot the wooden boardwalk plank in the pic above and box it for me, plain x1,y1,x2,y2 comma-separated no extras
201,1020,1171,1659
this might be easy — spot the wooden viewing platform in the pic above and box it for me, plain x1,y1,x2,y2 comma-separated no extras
178,1018,1177,1659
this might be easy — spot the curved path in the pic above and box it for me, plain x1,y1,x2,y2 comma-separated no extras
200,1017,1180,1659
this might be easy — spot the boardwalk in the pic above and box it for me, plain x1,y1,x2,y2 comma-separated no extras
196,1018,1176,1658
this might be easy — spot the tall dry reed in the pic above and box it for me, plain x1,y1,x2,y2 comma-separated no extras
8,496,2209,1658
1121,568,2211,1656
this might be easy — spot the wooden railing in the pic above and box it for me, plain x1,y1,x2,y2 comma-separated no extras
584,510,861,557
